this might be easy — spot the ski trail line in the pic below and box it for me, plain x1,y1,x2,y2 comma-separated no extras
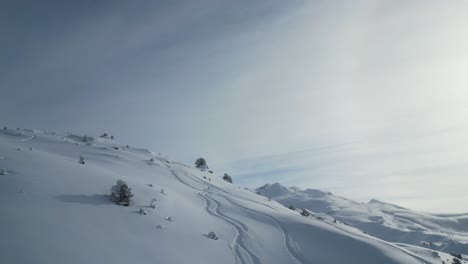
216,193,305,264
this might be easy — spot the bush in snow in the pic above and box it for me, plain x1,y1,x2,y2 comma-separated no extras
452,258,461,264
195,158,208,171
208,170,213,174
207,231,218,240
288,204,295,210
3,126,6,130
450,253,462,260
0,168,8,175
149,199,157,209
110,136,114,140
222,173,233,183
100,133,109,138
138,209,148,215
78,155,85,164
300,209,310,217
110,180,134,206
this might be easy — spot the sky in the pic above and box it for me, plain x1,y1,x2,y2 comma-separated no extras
1,0,468,213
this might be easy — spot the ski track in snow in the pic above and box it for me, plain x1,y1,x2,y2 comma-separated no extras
317,216,432,264
13,132,36,142
216,193,305,264
170,167,260,264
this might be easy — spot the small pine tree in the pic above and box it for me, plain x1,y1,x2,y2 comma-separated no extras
222,173,233,183
195,158,208,170
110,180,134,206
301,209,310,217
78,155,85,164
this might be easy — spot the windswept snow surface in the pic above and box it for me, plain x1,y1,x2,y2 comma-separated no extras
0,129,449,263
256,183,468,256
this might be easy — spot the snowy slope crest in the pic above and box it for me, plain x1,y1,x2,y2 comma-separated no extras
256,183,468,256
0,128,455,264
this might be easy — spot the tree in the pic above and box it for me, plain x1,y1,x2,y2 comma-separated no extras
110,180,134,206
78,155,85,164
222,173,233,183
195,158,208,170
288,204,295,210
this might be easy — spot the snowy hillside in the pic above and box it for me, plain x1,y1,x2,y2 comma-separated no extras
256,183,468,257
0,128,461,264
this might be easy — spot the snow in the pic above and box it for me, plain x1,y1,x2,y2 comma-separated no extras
0,128,456,263
256,183,468,257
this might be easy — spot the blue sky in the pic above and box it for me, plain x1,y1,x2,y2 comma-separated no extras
2,0,468,213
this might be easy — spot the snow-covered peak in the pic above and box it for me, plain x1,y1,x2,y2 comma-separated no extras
259,182,468,256
256,182,298,197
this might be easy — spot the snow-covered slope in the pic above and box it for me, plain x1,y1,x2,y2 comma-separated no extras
0,128,455,264
256,183,468,256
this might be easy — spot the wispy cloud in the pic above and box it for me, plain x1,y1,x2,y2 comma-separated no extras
2,1,468,213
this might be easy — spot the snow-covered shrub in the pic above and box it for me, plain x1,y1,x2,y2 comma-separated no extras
138,209,148,215
450,253,462,260
222,173,233,183
3,126,7,130
452,257,461,264
150,199,157,209
208,170,213,174
110,136,114,140
110,180,134,206
100,133,109,138
78,155,85,164
195,158,208,171
301,209,310,217
0,168,8,175
288,204,295,210
207,231,218,240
